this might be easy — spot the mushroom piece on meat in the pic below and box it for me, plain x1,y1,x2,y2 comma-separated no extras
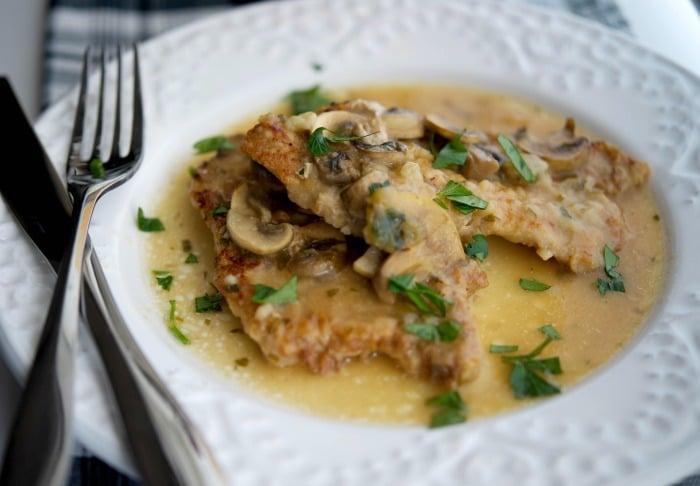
363,185,487,305
515,118,590,174
227,182,294,255
424,114,501,180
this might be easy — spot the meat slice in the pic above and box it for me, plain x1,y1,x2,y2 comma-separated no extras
242,100,650,272
189,135,484,385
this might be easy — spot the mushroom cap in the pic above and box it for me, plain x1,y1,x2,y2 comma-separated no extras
227,182,294,255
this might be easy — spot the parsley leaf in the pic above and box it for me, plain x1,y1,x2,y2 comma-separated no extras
404,320,461,342
168,300,190,345
287,85,332,114
437,181,488,214
194,292,223,313
465,234,489,261
596,245,625,295
137,208,165,232
368,180,390,194
492,324,563,399
89,158,105,179
252,276,298,304
307,127,377,156
426,390,467,428
211,204,229,216
388,273,452,317
193,135,235,154
152,270,173,291
184,253,198,264
497,134,536,183
519,278,551,291
433,130,468,168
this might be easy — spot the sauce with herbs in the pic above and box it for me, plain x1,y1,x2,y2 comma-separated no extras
144,84,667,425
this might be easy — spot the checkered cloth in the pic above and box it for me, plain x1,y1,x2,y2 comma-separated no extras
39,1,697,485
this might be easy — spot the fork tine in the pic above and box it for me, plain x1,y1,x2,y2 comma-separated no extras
127,44,144,163
90,46,106,163
67,47,91,165
108,45,122,164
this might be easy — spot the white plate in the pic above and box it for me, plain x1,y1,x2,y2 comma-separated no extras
1,0,699,484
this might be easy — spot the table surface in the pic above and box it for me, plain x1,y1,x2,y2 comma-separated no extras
1,0,699,484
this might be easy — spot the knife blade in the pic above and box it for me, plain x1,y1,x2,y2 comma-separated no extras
0,77,225,485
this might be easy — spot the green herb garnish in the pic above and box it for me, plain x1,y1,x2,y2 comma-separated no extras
287,84,333,114
168,300,190,345
184,253,198,264
388,273,452,317
519,278,551,291
194,292,223,313
152,270,173,291
465,234,489,261
489,343,519,353
193,135,235,154
137,207,165,232
433,131,468,169
368,180,390,194
307,126,377,156
497,134,536,183
252,276,298,304
89,158,105,179
492,324,563,399
211,204,229,216
404,320,461,342
436,180,488,214
426,390,467,428
596,245,625,295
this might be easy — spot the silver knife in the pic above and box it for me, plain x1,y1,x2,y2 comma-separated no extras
0,77,226,486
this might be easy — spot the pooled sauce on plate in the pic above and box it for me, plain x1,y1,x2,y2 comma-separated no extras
144,84,667,424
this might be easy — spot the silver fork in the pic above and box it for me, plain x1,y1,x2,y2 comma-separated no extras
0,45,144,486
1,45,226,486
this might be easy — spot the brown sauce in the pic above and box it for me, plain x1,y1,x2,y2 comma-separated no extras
143,84,668,425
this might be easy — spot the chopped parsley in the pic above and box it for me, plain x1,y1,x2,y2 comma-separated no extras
211,204,229,216
404,320,461,342
465,234,489,261
137,208,165,232
370,208,407,251
168,300,190,345
193,135,235,154
436,180,488,214
184,253,198,264
433,131,468,169
252,276,298,304
307,126,377,156
368,180,390,194
491,324,563,399
194,292,223,313
89,158,105,179
497,134,536,183
519,278,551,291
388,273,452,317
596,245,625,295
152,270,173,291
287,84,332,114
426,390,468,428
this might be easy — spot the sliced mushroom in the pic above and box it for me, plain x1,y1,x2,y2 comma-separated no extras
227,182,293,255
381,107,425,139
352,245,385,278
363,186,470,304
464,145,501,180
515,118,590,173
424,114,489,145
286,221,347,278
